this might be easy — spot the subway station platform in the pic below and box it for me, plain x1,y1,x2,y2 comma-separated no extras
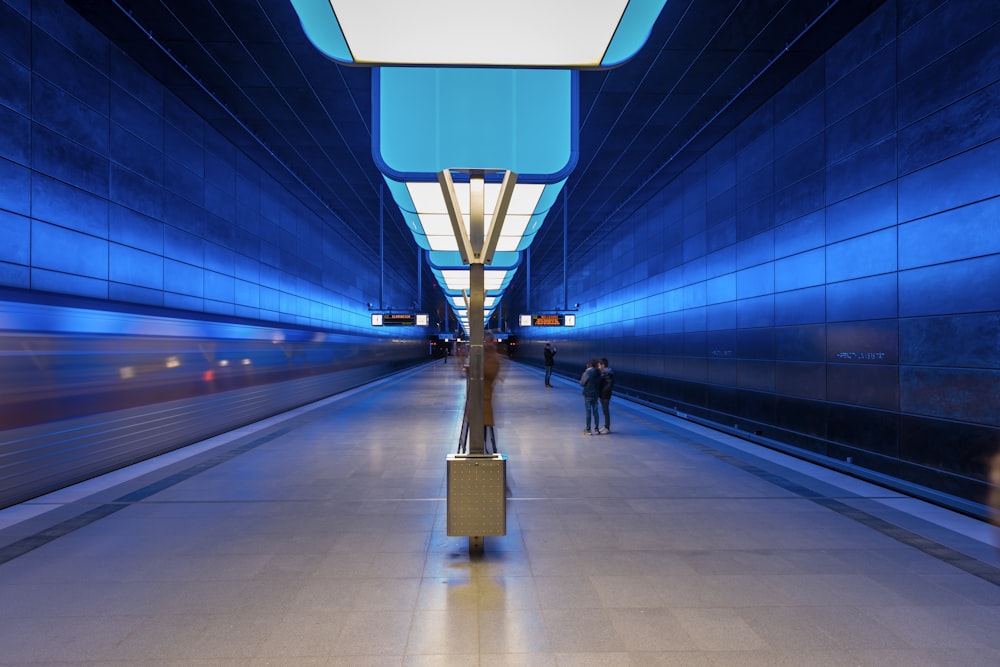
1,358,999,666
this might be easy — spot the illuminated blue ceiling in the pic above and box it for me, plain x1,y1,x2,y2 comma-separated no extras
66,0,887,325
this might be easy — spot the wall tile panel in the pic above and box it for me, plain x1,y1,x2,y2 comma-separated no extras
110,86,163,151
775,96,824,157
31,77,108,155
111,124,163,184
827,363,899,410
897,23,1000,126
774,210,825,258
109,165,164,220
774,133,824,192
0,2,29,66
109,205,162,255
825,182,896,244
774,286,825,326
0,261,28,288
827,91,896,164
899,313,1000,367
826,273,898,322
735,294,774,329
901,366,1000,425
0,209,29,265
109,243,162,290
826,45,896,124
0,156,30,216
825,2,896,85
775,323,826,362
774,171,824,225
825,227,897,283
0,55,30,117
31,29,107,115
898,82,1000,176
897,0,1000,80
775,361,826,400
31,267,106,299
30,173,107,238
774,58,824,121
899,197,1000,270
899,254,1000,317
775,248,825,292
31,220,107,279
31,124,108,197
33,0,108,68
825,136,896,205
898,139,1000,222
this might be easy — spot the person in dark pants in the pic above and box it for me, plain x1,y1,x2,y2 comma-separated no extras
543,343,557,387
597,358,615,434
579,359,602,435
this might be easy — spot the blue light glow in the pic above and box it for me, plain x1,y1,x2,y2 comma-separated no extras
374,68,578,182
288,0,353,63
602,0,669,67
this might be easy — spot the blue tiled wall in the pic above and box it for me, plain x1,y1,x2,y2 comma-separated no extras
0,0,412,333
521,0,1000,506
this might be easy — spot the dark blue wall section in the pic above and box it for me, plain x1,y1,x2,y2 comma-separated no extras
518,0,1000,511
0,0,415,332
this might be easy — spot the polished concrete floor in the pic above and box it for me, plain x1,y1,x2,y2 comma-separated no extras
1,356,999,666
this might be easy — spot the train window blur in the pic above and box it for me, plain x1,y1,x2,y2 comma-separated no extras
0,299,422,432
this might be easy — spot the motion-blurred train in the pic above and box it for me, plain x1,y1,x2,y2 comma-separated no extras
0,295,426,510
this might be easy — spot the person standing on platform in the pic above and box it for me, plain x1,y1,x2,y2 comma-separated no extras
597,358,615,434
543,343,557,387
579,359,602,435
482,337,502,454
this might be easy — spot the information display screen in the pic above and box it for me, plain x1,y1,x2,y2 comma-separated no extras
520,313,577,327
382,313,417,326
532,314,563,326
372,313,428,326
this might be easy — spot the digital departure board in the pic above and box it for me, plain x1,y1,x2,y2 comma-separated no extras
532,314,563,326
383,313,416,325
371,313,429,326
520,313,576,327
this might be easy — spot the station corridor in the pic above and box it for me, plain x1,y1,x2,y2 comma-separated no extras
1,359,998,666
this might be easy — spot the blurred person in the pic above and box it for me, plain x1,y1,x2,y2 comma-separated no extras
458,338,502,454
543,343,557,387
989,450,1000,545
579,358,602,435
597,358,615,434
483,338,501,454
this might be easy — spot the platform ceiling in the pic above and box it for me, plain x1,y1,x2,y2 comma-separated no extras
67,0,886,298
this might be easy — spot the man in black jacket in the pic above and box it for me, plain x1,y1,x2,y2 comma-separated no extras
543,343,557,387
597,358,615,434
579,359,602,434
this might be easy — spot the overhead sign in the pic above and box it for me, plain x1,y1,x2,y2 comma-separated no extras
521,314,577,327
533,314,563,326
371,313,429,326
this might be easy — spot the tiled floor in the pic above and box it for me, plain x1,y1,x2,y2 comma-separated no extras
1,357,999,666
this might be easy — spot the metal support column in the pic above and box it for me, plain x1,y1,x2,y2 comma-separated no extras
440,168,517,554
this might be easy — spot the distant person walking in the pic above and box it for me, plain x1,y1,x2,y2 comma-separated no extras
597,358,615,434
543,343,557,387
579,359,602,435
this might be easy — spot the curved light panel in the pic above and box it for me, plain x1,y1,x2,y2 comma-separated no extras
290,0,667,68
375,68,577,182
